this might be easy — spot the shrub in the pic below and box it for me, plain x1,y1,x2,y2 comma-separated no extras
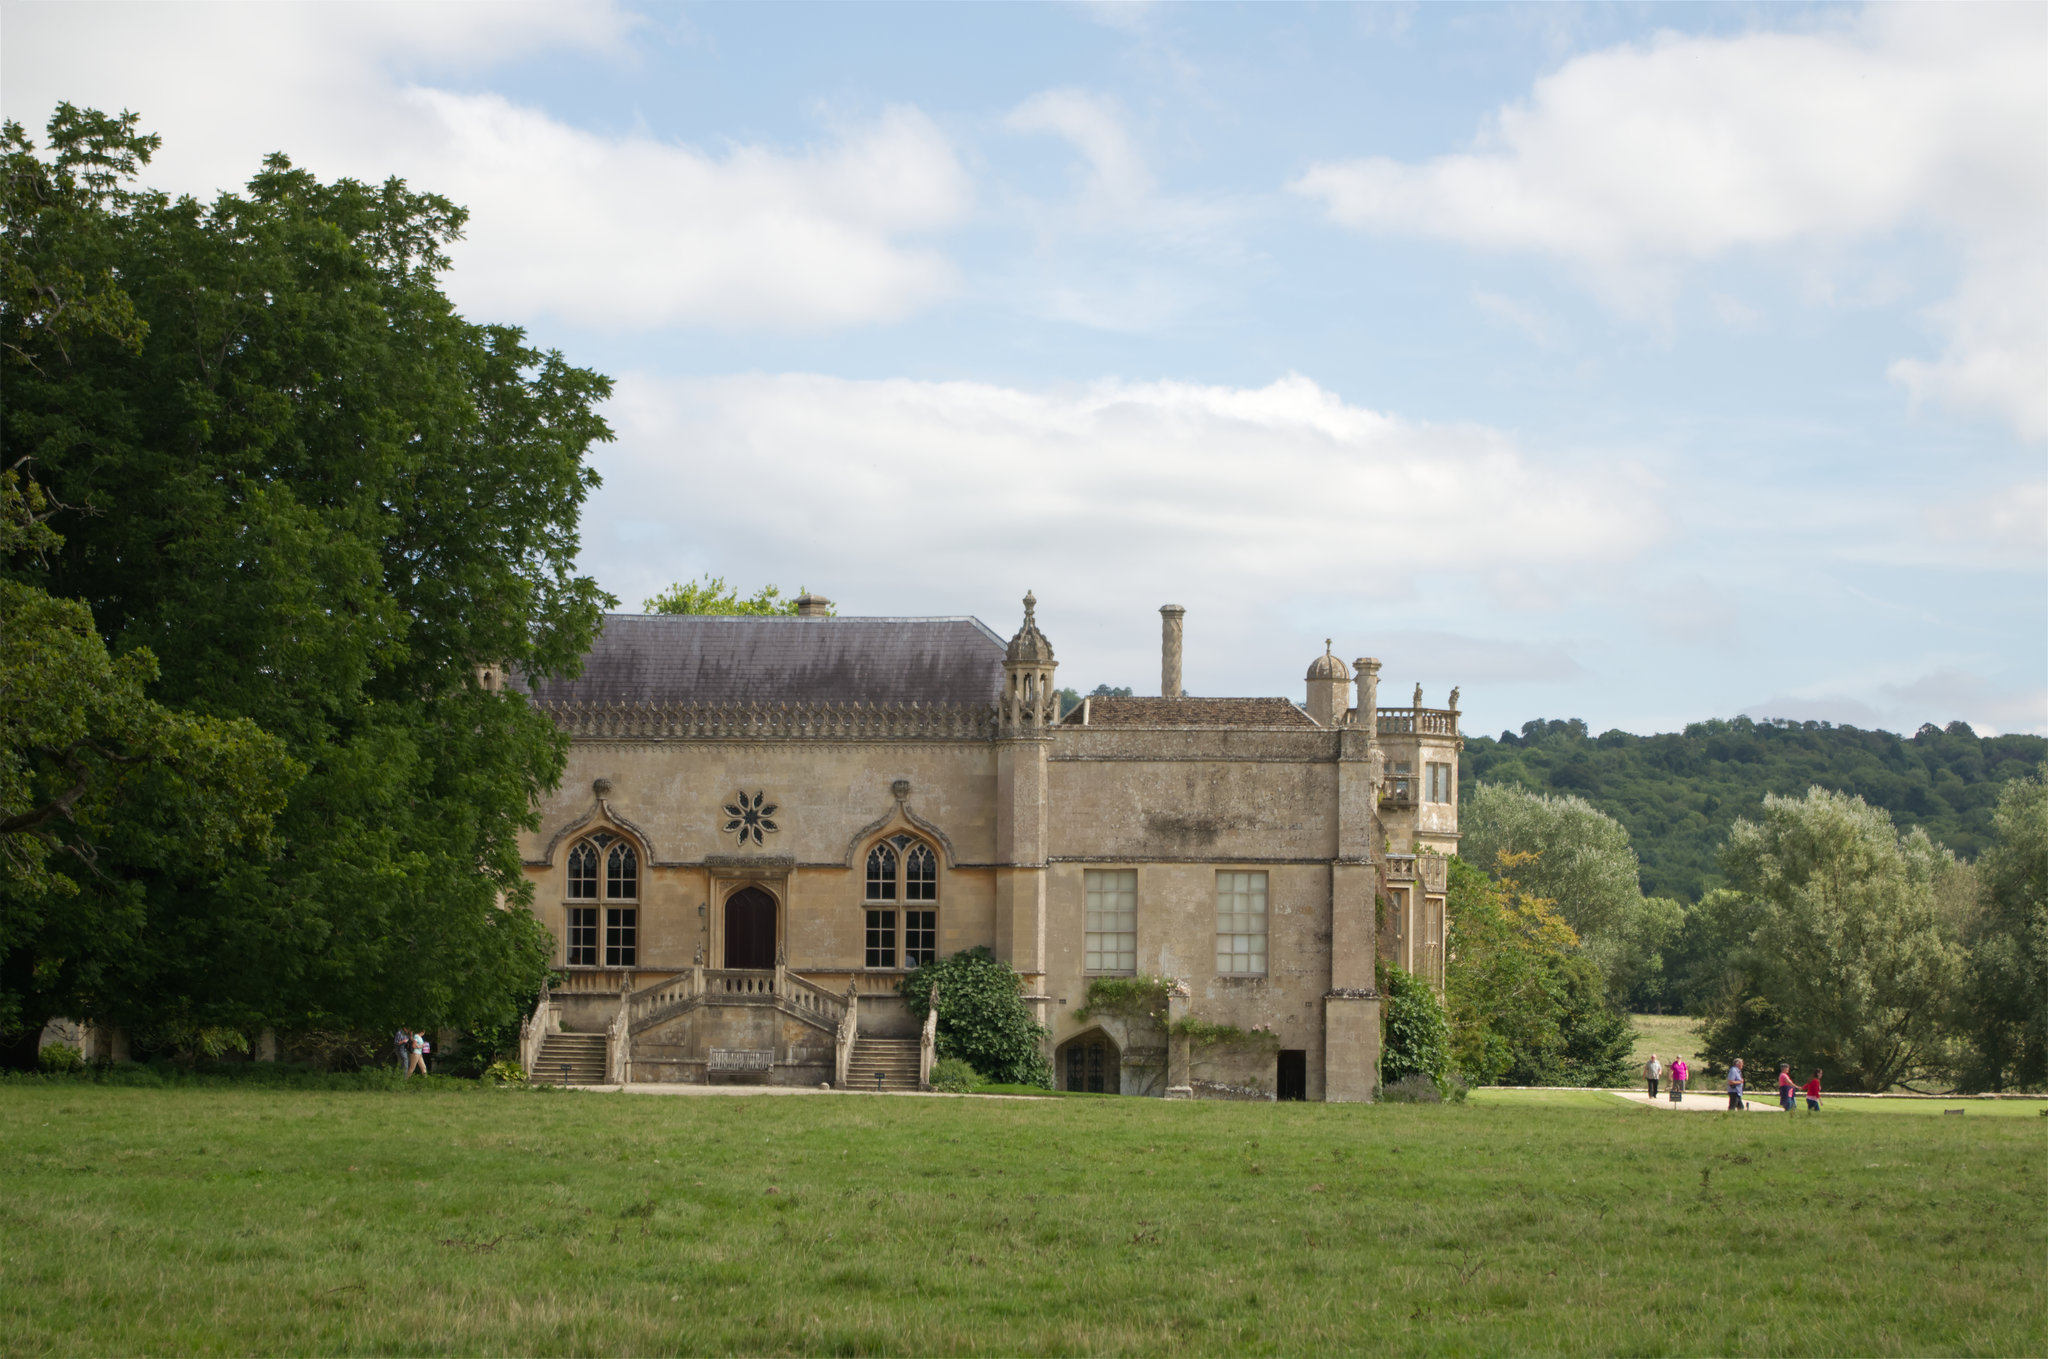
38,1043,82,1073
1380,962,1451,1090
1381,1074,1443,1103
928,1057,979,1093
898,947,1051,1088
483,1059,527,1085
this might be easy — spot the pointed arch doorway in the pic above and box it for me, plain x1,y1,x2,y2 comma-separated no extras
724,887,778,969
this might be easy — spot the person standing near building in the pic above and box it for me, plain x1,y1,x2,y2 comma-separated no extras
408,1028,429,1076
393,1027,412,1073
1727,1058,1745,1110
1777,1063,1796,1112
1645,1054,1662,1099
1803,1069,1822,1112
1670,1056,1688,1103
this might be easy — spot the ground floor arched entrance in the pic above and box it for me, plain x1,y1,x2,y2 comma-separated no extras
1057,1030,1120,1093
724,886,777,969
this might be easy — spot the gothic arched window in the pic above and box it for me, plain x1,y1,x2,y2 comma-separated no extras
863,834,939,969
565,831,637,968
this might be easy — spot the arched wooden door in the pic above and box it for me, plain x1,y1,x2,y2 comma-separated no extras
724,887,777,969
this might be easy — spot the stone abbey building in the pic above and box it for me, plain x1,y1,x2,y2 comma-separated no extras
511,595,1461,1101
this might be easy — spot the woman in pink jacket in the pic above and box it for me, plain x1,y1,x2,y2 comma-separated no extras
1669,1057,1688,1103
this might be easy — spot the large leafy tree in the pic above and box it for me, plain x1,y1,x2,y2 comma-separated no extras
1703,787,1968,1092
1,106,611,1062
1465,716,2045,900
1956,766,2047,1091
1443,854,1635,1087
1460,783,1679,1005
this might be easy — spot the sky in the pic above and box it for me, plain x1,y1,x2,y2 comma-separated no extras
4,1,2044,738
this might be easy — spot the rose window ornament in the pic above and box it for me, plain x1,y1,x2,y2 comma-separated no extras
722,791,779,846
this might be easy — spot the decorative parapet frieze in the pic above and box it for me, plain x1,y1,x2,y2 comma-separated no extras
535,699,1000,742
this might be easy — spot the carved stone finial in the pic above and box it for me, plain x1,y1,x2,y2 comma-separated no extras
1023,590,1036,623
592,777,612,799
1449,686,1461,711
891,778,911,802
1413,683,1423,709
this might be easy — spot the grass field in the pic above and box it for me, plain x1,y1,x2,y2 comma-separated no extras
2,1083,2042,1356
1628,1013,1707,1074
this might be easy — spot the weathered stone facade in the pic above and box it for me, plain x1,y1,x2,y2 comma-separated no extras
517,598,1459,1100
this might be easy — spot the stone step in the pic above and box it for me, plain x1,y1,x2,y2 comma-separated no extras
533,1034,610,1085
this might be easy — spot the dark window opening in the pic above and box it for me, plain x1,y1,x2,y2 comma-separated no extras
605,908,637,968
1277,1049,1308,1101
567,906,598,966
905,843,937,900
903,909,937,966
568,843,598,900
865,909,897,969
606,844,638,899
866,845,898,901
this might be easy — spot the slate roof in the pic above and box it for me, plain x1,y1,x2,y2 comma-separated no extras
521,614,1008,707
1067,697,1318,729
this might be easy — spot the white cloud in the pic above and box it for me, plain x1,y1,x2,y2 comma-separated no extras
0,1,971,332
587,371,1663,693
1744,668,2048,738
1291,6,2048,439
1007,89,1154,215
1922,480,2048,571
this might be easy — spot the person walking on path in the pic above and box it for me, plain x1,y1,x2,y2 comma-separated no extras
1803,1069,1822,1112
393,1027,412,1073
1777,1063,1796,1112
407,1028,429,1076
1645,1054,1663,1099
1670,1057,1688,1103
1727,1058,1745,1110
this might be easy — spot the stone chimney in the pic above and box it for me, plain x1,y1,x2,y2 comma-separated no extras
1355,657,1381,732
1160,604,1185,699
794,593,832,617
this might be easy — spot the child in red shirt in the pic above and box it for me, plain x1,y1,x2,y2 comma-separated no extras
1802,1070,1822,1112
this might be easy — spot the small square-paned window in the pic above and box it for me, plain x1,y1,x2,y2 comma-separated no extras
1084,870,1137,973
865,909,897,969
904,909,937,967
1426,762,1454,804
1215,870,1268,976
604,907,636,968
567,906,598,967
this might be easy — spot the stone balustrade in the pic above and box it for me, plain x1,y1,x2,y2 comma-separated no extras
625,965,851,1030
1373,707,1459,738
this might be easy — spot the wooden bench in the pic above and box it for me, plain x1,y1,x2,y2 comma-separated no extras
708,1048,773,1072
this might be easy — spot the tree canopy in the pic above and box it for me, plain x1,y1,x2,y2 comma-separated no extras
643,575,827,616
1,106,612,1065
1465,716,2044,900
1697,787,1970,1092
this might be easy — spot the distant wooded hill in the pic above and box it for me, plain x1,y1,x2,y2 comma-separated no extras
1461,717,2046,901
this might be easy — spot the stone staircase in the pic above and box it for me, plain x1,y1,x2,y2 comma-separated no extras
532,1032,608,1085
845,1036,921,1092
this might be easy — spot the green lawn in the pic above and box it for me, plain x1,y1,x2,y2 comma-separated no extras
1628,1012,1707,1074
2,1083,2042,1356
